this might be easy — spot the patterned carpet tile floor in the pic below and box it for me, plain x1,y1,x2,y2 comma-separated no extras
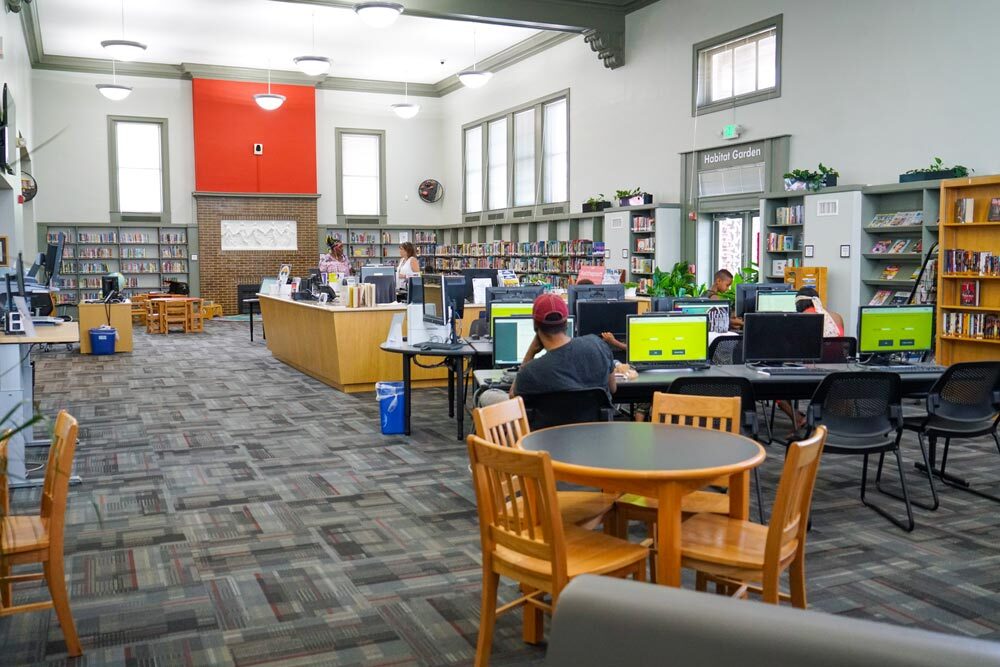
0,319,998,665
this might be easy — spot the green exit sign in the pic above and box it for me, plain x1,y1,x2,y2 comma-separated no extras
722,124,741,140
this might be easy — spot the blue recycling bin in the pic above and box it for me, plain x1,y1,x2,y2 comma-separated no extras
376,381,405,435
89,327,116,355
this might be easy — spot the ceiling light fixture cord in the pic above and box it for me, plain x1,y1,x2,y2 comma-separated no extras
121,0,125,38
312,10,316,50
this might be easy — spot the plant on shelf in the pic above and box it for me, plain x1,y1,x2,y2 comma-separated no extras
784,164,839,191
582,194,612,213
644,262,701,298
615,187,653,207
717,264,760,305
623,281,639,298
900,157,972,183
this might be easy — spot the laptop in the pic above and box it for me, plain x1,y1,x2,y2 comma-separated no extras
492,315,575,370
626,313,709,371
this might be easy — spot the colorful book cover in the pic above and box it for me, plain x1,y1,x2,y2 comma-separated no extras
869,289,892,305
881,265,900,280
912,239,923,254
889,291,911,305
989,198,1000,222
960,280,980,306
956,198,974,223
889,239,911,254
910,266,921,280
871,239,891,254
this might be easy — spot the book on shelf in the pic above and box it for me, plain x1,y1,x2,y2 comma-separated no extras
909,266,921,280
869,289,893,305
771,259,787,276
870,239,891,254
869,211,922,228
942,249,1000,275
989,198,1000,222
631,216,655,232
942,311,1000,340
775,205,804,225
880,265,900,280
889,290,911,305
955,198,975,223
912,239,923,254
888,239,911,254
960,280,981,306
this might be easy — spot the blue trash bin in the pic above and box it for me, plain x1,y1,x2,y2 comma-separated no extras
376,381,405,435
89,327,116,355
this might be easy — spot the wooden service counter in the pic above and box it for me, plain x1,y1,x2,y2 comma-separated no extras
258,295,483,393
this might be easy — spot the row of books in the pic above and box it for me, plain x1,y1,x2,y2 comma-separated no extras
77,233,119,243
77,247,115,259
350,233,380,244
434,241,599,257
631,258,654,274
632,216,654,232
879,265,921,281
770,258,802,276
413,231,437,243
121,262,160,273
162,261,187,273
766,232,801,251
868,211,923,228
78,262,111,274
869,289,912,306
775,205,804,226
431,257,600,273
47,231,189,244
942,311,1000,340
634,238,654,253
161,246,187,258
870,239,924,254
941,249,1000,276
955,197,1000,223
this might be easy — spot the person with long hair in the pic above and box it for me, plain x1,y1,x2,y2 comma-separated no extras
396,241,421,289
320,236,351,276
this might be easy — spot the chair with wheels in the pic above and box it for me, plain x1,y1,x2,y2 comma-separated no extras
902,361,1000,503
467,435,647,666
680,426,827,608
805,372,934,531
518,388,615,431
708,335,743,365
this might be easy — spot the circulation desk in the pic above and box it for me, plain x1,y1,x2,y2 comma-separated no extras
258,295,483,393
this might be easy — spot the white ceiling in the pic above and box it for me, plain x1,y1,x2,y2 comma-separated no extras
36,0,543,83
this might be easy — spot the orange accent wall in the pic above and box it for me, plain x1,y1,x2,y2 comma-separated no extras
192,78,317,194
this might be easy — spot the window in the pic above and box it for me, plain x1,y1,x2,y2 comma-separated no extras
462,91,568,215
336,128,386,223
108,116,170,221
693,16,781,115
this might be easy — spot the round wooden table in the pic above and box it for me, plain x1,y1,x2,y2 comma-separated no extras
519,422,765,587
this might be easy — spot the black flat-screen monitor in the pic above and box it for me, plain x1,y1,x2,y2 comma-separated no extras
736,282,794,317
102,275,120,300
743,312,824,364
461,268,498,303
43,233,65,287
576,300,639,339
568,284,625,316
485,285,544,322
406,276,423,304
1,84,14,175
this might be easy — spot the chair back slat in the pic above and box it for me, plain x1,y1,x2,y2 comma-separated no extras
467,435,566,584
0,431,10,517
41,411,79,552
651,393,741,434
808,372,901,438
473,397,531,449
931,362,1000,422
669,377,757,435
766,426,826,566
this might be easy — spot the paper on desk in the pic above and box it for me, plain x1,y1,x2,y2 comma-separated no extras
472,278,492,305
13,296,36,337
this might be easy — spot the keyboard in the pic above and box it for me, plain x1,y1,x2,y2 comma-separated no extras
415,342,464,352
879,364,946,374
636,364,709,373
31,316,63,326
756,366,832,376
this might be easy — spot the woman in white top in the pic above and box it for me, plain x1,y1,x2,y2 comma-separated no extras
396,242,421,290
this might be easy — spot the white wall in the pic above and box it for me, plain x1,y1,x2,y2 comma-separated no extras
0,8,36,256
441,0,1000,221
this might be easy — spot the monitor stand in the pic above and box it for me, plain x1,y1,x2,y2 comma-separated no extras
862,353,911,367
414,301,465,351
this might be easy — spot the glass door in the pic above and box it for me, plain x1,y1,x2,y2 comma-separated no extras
713,211,759,275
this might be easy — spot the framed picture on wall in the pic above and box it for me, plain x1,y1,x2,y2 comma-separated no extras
0,236,8,267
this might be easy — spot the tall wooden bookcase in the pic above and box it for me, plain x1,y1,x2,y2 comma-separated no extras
936,175,1000,365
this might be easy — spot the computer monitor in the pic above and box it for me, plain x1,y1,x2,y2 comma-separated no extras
626,313,709,367
489,302,534,336
485,286,544,323
857,305,934,356
756,290,797,313
576,300,639,339
360,265,396,283
461,268,498,303
363,274,396,304
736,282,794,317
492,315,575,368
422,274,465,327
101,275,120,300
674,301,730,334
406,276,423,304
568,284,625,316
743,312,824,364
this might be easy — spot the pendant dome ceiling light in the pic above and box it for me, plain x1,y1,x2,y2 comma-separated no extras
354,2,404,29
458,28,492,89
101,0,146,62
96,59,132,101
294,10,331,77
254,68,286,111
390,81,420,119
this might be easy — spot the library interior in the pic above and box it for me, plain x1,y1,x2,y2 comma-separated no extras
2,1,1000,665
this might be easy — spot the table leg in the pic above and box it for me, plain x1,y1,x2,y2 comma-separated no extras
455,357,466,441
655,483,684,587
261,305,265,340
447,362,455,418
402,354,412,436
249,304,255,342
728,470,750,520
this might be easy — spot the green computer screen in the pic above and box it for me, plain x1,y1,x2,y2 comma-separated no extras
627,315,708,363
756,291,798,313
859,306,934,353
490,302,533,335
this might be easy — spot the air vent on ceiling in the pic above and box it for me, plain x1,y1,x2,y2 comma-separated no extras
487,212,505,221
541,205,567,216
697,163,765,198
345,218,377,226
464,214,482,224
816,200,839,217
513,209,533,218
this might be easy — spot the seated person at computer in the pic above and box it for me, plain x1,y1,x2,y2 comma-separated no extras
705,269,733,299
510,294,617,399
795,286,844,336
396,242,421,290
319,237,351,276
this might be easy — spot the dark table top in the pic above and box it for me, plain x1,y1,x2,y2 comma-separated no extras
380,340,492,357
519,422,764,477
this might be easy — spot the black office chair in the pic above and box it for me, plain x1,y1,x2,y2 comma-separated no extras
901,361,1000,504
805,371,927,531
669,376,766,523
821,336,857,363
520,388,616,431
708,335,743,365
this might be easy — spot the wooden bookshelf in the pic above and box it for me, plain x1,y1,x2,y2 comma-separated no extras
936,175,1000,364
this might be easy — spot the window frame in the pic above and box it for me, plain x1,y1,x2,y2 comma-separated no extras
107,115,171,223
335,127,387,225
462,89,569,217
692,15,782,117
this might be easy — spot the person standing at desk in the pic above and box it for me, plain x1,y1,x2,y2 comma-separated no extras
396,242,420,290
319,236,351,277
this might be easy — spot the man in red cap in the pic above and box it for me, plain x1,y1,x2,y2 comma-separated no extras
509,293,617,399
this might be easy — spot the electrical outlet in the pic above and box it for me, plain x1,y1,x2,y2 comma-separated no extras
253,143,263,155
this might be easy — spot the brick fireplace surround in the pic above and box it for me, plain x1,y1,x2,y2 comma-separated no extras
194,193,319,314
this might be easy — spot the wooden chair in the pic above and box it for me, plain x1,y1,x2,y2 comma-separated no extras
186,298,204,333
0,411,83,656
130,294,148,326
146,299,164,334
202,301,223,319
472,397,618,529
681,426,827,608
163,299,188,333
616,393,743,533
467,435,647,667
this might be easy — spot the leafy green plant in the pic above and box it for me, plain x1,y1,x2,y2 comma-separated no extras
585,194,608,206
906,157,971,177
784,164,839,191
615,187,642,200
645,262,702,298
718,264,760,304
623,281,638,289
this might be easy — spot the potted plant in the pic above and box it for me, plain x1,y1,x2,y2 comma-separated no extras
616,187,654,207
644,262,702,298
900,157,971,183
582,194,612,213
623,281,638,299
717,264,760,306
783,164,839,191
